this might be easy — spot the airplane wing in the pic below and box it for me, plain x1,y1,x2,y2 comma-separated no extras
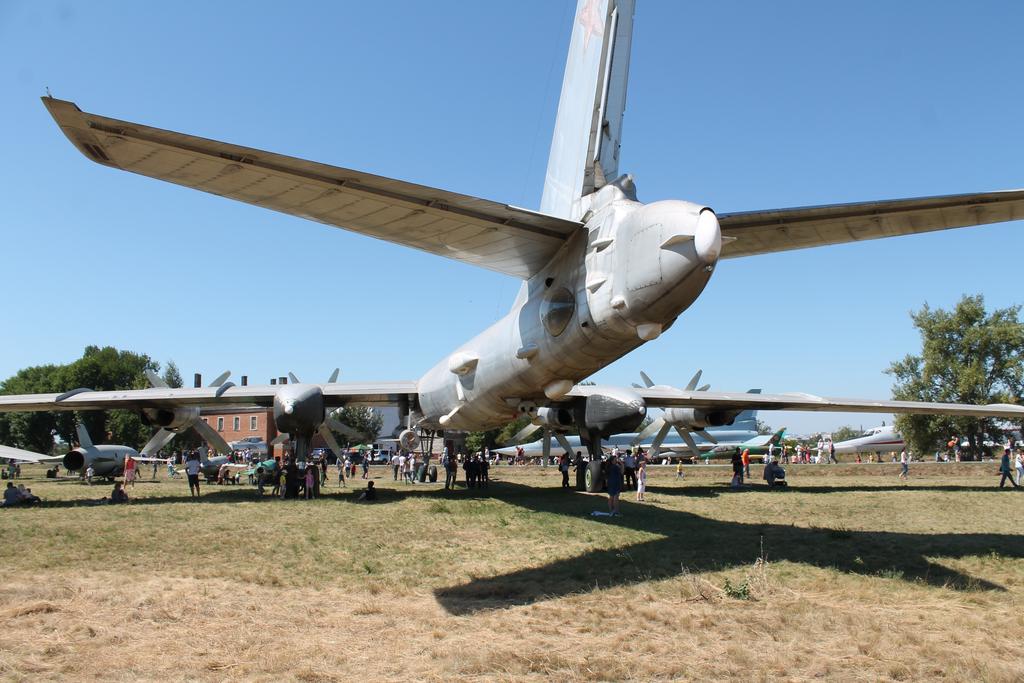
718,190,1024,258
567,385,1024,419
42,98,581,279
0,381,418,413
0,445,62,463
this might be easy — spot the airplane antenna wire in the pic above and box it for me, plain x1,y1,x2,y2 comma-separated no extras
518,0,575,208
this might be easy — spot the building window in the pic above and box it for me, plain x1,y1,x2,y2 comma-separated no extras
233,416,240,431
250,416,258,431
217,417,224,432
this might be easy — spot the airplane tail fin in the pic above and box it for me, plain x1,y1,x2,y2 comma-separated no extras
768,428,787,446
540,0,635,220
75,423,94,449
731,389,762,430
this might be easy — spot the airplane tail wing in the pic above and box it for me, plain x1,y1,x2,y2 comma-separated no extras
75,423,93,449
730,389,763,430
540,0,635,220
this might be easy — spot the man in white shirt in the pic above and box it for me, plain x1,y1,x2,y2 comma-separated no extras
185,456,202,497
391,452,400,480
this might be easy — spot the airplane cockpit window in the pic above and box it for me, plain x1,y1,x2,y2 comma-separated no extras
541,287,575,337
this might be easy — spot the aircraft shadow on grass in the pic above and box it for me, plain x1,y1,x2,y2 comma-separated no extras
431,480,1024,615
29,477,1024,612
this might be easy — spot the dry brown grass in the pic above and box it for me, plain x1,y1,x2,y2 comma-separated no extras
1,462,1022,681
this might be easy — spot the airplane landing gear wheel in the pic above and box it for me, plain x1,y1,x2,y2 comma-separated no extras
428,465,438,483
584,460,604,493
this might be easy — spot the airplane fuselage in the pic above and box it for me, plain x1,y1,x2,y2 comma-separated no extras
417,184,721,433
63,445,139,477
832,426,904,454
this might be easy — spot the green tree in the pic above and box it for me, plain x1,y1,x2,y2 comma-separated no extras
333,406,383,444
162,360,184,388
887,295,1024,459
0,346,158,452
755,419,774,435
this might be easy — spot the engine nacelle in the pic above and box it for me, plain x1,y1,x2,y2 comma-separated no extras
63,449,85,472
572,386,646,436
274,384,325,437
535,406,574,429
398,429,420,451
142,406,199,431
663,407,734,429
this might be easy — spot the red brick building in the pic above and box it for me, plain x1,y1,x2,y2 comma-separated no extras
199,407,278,452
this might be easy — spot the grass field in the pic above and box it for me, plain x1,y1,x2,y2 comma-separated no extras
1,461,1023,681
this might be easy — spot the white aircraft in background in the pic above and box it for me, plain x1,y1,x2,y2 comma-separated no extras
832,425,905,455
3,0,1024,494
1,424,166,481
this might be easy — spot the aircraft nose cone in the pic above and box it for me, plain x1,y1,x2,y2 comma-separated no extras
283,401,295,415
694,209,722,264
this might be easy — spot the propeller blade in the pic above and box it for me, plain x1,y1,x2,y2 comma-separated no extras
208,370,231,388
271,433,290,446
639,370,655,388
554,432,576,456
632,418,665,446
324,417,362,441
508,422,541,446
317,424,344,457
651,421,675,454
192,418,233,454
697,383,711,392
695,429,718,444
141,428,176,455
288,372,301,384
684,370,703,391
327,368,340,383
146,370,169,389
675,426,702,459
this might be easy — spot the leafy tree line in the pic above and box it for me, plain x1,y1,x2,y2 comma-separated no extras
890,295,1024,459
0,347,182,453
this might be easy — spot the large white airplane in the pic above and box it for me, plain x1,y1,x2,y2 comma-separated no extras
832,425,905,455
2,0,1023,493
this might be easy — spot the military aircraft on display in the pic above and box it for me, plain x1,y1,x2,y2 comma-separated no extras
2,0,1024,493
1,424,165,481
832,425,905,455
700,428,787,462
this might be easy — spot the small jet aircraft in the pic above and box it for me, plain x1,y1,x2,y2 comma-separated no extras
700,428,788,462
1,424,166,481
3,0,1024,495
832,425,905,455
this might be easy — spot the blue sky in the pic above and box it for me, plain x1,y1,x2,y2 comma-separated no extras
1,1,1022,434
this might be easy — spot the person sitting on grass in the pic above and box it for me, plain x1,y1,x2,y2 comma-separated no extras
763,460,787,488
357,480,377,502
2,481,22,507
110,482,129,504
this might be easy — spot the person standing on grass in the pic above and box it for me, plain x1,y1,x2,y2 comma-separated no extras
998,448,1019,488
1015,449,1024,486
731,451,744,488
391,451,400,480
898,449,909,481
676,460,684,479
606,453,624,515
361,455,369,480
337,457,346,487
559,453,570,489
184,454,201,497
636,459,647,502
444,449,458,490
623,449,636,490
480,453,490,489
741,449,751,478
305,463,316,499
